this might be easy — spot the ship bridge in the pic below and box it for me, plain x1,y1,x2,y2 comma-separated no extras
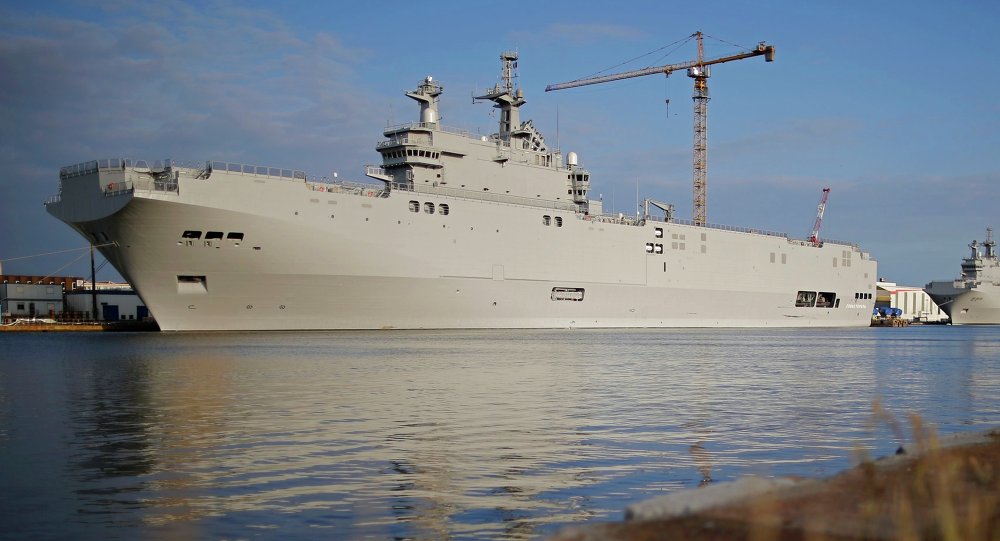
367,53,594,212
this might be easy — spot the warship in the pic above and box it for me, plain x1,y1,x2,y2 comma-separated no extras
925,227,1000,325
46,52,877,331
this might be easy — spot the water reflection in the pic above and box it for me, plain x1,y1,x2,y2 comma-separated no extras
0,327,998,540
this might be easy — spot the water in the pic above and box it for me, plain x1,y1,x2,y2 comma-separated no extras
1,326,998,540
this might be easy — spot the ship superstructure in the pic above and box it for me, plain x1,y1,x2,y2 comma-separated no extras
45,52,876,331
925,227,1000,325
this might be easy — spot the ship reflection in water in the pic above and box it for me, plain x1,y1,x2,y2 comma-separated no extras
1,327,998,540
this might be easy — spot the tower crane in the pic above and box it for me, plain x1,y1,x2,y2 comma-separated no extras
546,32,775,226
809,187,831,246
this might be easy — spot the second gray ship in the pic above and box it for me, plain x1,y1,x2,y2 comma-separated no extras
925,227,1000,325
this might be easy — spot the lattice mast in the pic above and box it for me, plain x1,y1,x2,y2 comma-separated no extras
691,32,709,226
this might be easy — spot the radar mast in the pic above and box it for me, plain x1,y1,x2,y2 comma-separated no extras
474,51,525,142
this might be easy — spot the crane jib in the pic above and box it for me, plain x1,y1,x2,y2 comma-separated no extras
544,44,775,92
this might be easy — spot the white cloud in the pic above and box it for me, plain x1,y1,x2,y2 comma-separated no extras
0,2,384,277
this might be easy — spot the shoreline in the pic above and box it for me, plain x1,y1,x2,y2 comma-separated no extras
552,428,1000,540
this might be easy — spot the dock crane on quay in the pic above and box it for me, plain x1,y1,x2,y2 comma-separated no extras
546,32,775,226
809,187,831,246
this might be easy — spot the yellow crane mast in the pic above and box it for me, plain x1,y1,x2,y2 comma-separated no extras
546,32,775,226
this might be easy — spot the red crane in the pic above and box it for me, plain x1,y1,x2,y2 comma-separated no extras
809,187,831,246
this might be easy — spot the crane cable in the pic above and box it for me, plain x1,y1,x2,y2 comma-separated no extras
1,242,117,284
34,250,91,284
576,33,757,87
0,242,116,263
582,35,693,81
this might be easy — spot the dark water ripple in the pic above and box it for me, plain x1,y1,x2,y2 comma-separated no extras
1,326,998,540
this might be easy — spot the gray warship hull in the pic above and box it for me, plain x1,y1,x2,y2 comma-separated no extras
46,161,877,331
925,282,1000,325
46,53,877,331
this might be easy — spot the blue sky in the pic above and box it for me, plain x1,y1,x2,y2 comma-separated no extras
1,0,997,286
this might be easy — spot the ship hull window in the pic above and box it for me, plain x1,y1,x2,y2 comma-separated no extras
177,275,208,294
795,291,816,307
551,287,585,301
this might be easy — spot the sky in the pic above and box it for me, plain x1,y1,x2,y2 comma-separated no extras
1,0,998,286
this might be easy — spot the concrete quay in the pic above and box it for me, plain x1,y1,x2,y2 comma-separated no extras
0,320,158,332
552,428,1000,541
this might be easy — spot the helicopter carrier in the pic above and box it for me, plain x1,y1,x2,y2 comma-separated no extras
925,227,1000,325
45,52,877,331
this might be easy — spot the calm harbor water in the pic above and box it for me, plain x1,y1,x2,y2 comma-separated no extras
1,326,998,540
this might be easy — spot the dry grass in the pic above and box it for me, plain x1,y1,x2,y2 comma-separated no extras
553,406,999,541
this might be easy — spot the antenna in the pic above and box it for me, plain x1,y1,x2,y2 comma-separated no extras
556,104,560,154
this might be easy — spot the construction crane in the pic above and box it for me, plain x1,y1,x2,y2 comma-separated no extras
546,32,775,226
809,187,831,246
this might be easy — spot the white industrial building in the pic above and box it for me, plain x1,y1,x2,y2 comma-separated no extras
1,274,149,323
0,282,65,319
0,275,80,322
876,281,948,323
65,281,150,322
